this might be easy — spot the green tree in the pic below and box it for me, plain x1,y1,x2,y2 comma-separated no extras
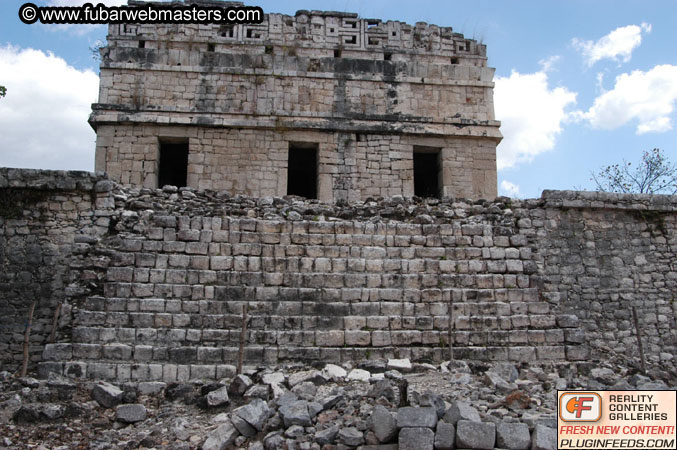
592,148,677,195
0,85,6,98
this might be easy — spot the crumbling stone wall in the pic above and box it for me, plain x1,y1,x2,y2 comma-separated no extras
91,1,500,201
1,169,675,380
535,191,677,368
0,169,112,372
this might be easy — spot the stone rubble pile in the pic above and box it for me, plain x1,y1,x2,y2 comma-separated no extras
0,358,673,450
109,183,519,225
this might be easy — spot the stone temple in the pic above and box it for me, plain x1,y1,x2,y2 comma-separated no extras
1,1,676,382
91,0,501,202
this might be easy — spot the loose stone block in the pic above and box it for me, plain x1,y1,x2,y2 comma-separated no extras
91,381,124,408
115,404,147,423
496,422,531,450
338,427,365,447
399,427,434,450
443,401,481,424
315,425,339,446
396,407,438,429
455,420,496,450
279,400,312,427
371,405,398,443
434,422,456,450
532,424,556,450
202,421,239,450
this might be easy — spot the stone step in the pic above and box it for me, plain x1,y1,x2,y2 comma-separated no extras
38,360,239,382
69,323,573,348
81,295,545,316
38,342,585,382
72,309,560,332
104,256,534,277
43,343,576,374
88,287,541,309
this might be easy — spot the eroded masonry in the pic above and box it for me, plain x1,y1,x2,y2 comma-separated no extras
1,169,676,380
92,0,500,202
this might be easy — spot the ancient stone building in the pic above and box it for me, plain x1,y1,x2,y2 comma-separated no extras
91,0,500,202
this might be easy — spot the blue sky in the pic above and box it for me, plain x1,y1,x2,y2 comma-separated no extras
1,0,677,198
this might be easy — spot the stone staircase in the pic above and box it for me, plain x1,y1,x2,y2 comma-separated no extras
39,215,585,381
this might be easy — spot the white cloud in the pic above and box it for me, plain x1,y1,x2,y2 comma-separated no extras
538,55,560,73
0,45,99,171
572,23,651,67
494,70,577,170
595,72,606,93
499,180,520,197
574,64,677,134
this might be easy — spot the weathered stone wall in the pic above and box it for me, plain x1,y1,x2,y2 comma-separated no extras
91,1,500,201
2,169,675,380
94,126,495,202
534,191,677,368
0,169,112,372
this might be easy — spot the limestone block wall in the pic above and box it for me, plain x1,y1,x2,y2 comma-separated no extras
2,169,675,380
37,186,574,382
0,169,112,372
91,1,501,201
94,125,497,202
535,191,677,368
95,62,496,122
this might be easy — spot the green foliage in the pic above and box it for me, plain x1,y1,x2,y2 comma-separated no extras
592,148,677,195
0,85,6,98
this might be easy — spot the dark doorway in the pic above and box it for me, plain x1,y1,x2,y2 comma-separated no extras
287,144,318,199
413,148,441,198
158,140,189,188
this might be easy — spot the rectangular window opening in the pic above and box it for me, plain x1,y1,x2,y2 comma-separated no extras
207,43,215,52
287,143,318,199
334,49,342,58
384,52,392,61
138,40,145,48
158,139,189,189
413,147,441,198
246,28,261,39
344,35,357,45
219,25,234,38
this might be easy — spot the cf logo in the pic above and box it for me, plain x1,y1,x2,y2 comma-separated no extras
567,396,594,418
559,392,602,422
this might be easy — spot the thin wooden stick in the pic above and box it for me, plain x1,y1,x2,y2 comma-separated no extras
631,306,647,375
21,301,36,377
448,290,454,361
237,304,248,375
49,303,62,343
